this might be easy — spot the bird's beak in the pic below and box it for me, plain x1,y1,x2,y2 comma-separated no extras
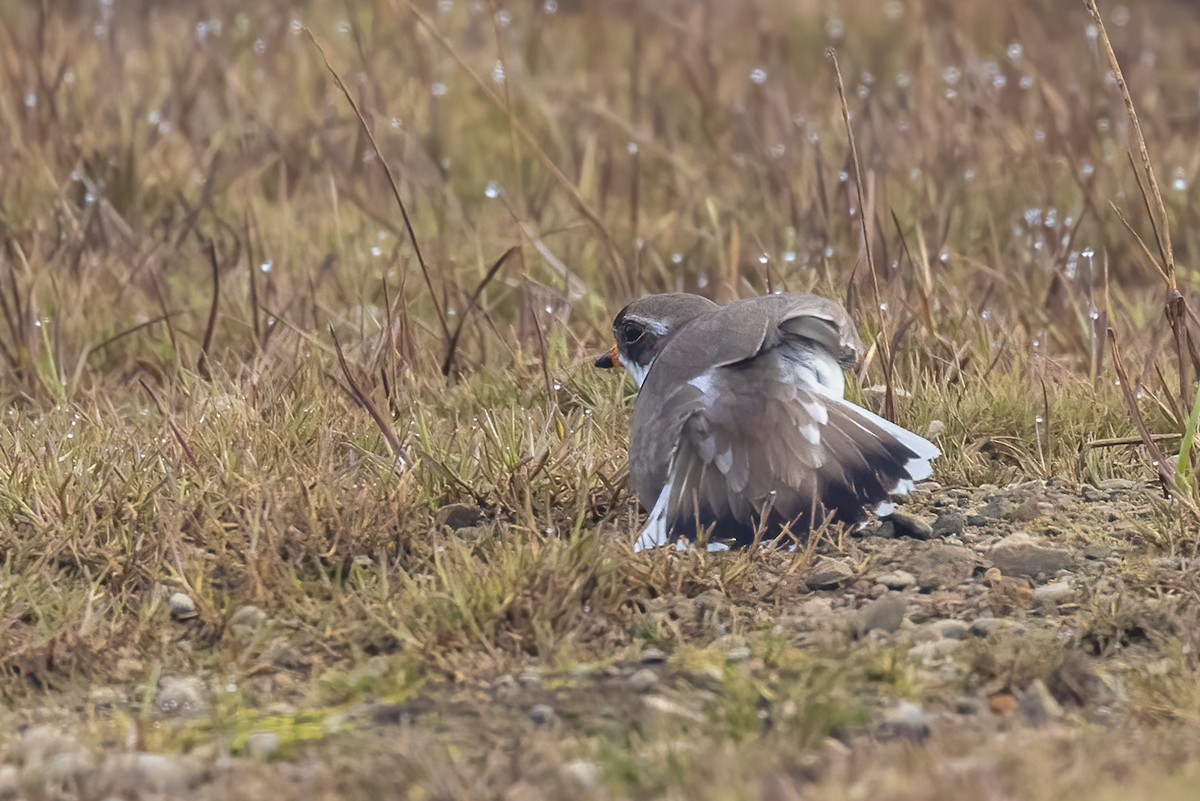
594,344,621,369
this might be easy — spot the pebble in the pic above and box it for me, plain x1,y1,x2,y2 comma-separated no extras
855,595,908,637
518,669,542,687
1019,679,1064,725
492,674,519,698
954,696,985,715
878,701,931,742
21,725,75,769
42,751,94,784
876,570,916,590
562,759,601,791
640,647,667,664
436,503,485,530
245,731,280,759
988,533,1076,578
726,646,751,663
168,592,198,621
154,676,210,718
0,765,17,798
102,753,203,794
970,617,1002,637
897,542,981,590
627,668,659,692
936,620,971,640
1032,581,1074,604
229,605,267,640
805,556,856,589
528,704,556,725
932,511,966,537
907,638,963,663
883,511,934,540
641,695,707,728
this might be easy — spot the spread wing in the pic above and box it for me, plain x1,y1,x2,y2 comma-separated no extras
633,354,938,550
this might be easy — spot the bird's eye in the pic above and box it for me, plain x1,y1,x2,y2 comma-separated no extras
620,321,646,343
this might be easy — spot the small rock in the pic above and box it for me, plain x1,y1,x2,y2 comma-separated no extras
528,704,556,725
518,669,542,687
245,731,280,759
102,753,203,794
932,511,966,538
228,605,267,640
896,542,981,591
878,701,930,742
641,695,707,728
907,638,963,663
0,765,17,799
856,595,908,637
42,751,94,784
936,620,971,640
988,533,1077,578
492,674,519,698
640,647,667,664
1083,544,1111,560
970,617,1002,637
154,676,210,718
954,697,984,715
884,511,934,540
436,503,485,530
726,646,751,663
876,570,917,590
168,592,198,621
1032,581,1074,605
562,759,601,791
989,693,1020,715
977,496,1016,520
806,557,855,589
627,668,659,692
1098,478,1136,493
1019,679,1064,725
1005,497,1042,522
21,725,76,769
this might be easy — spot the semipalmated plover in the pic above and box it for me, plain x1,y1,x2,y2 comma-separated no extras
595,292,939,551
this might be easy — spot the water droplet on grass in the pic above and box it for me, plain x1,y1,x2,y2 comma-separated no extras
543,0,557,13
484,180,503,199
491,60,505,84
260,261,273,273
1007,42,1023,60
750,67,767,85
432,82,447,97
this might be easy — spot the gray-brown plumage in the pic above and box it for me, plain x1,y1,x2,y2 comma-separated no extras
595,292,939,550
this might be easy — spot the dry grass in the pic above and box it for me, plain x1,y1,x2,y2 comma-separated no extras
4,0,1200,798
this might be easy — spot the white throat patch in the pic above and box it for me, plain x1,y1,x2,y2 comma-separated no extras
624,359,653,389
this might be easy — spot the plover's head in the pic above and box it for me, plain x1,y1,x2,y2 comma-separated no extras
594,293,717,387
